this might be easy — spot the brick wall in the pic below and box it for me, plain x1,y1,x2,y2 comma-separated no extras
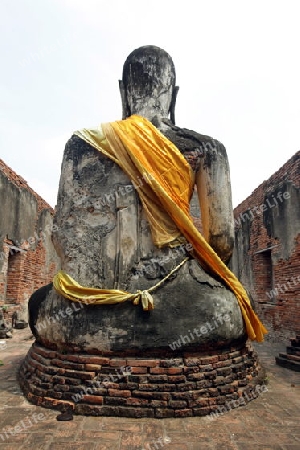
0,159,60,317
232,151,300,340
0,159,51,212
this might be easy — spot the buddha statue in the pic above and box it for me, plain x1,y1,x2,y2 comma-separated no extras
20,46,266,418
27,45,266,350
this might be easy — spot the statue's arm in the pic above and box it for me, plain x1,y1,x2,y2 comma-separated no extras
52,135,86,264
196,140,234,263
52,135,111,270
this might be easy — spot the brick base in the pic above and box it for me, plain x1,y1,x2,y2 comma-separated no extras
19,340,265,418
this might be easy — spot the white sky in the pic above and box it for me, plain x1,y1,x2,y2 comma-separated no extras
1,0,299,208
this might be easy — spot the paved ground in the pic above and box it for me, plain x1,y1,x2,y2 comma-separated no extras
0,329,299,450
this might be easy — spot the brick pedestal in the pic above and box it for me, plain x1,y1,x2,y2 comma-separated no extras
19,339,265,418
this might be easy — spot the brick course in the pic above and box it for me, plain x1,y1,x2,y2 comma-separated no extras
19,341,265,418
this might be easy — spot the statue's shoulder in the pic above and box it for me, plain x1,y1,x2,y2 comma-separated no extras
63,132,110,164
64,133,92,159
154,118,225,155
61,131,117,180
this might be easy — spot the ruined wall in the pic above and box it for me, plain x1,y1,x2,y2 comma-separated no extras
0,159,60,317
232,151,300,340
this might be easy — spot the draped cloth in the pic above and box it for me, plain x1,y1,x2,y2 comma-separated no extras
53,115,267,342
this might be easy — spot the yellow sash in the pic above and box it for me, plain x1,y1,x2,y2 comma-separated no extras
53,115,267,342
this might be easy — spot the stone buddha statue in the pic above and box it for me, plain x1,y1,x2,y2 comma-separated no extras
27,45,267,351
28,45,250,350
21,46,266,419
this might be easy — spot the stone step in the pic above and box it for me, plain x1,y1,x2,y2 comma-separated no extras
278,352,300,362
276,356,287,367
290,338,300,347
287,354,300,362
287,346,300,356
276,356,300,372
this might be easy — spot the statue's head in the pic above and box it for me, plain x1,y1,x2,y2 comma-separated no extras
120,45,179,124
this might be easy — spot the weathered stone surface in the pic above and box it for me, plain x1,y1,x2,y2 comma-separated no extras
28,132,244,351
30,274,244,352
0,169,37,246
25,45,244,352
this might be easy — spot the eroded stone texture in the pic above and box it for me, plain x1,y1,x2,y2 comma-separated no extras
29,132,245,351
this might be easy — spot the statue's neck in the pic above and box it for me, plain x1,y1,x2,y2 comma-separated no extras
129,107,169,124
126,94,171,123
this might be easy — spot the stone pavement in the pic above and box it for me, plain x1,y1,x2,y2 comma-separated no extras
0,329,299,450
